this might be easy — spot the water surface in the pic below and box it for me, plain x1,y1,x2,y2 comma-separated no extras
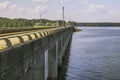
65,27,120,80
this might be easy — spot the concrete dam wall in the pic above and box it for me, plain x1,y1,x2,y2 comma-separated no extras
0,27,74,80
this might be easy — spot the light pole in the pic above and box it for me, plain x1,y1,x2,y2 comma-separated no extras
62,7,65,27
62,7,64,21
69,18,71,26
40,14,41,26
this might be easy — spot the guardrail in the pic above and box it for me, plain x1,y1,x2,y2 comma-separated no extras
0,27,57,34
0,27,66,51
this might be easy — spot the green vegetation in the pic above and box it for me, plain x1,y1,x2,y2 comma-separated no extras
0,17,69,28
1,17,120,28
0,17,35,27
33,20,60,28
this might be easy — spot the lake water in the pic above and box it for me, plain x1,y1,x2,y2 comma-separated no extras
61,27,120,80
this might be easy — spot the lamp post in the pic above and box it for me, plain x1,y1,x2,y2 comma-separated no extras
40,14,41,26
62,7,65,27
63,7,64,21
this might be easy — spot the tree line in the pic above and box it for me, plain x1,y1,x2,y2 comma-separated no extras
0,17,36,27
77,23,120,27
1,17,120,28
0,17,74,28
0,17,59,28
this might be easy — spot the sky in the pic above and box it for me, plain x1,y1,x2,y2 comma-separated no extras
0,0,120,22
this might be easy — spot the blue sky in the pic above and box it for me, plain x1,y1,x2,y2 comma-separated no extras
0,0,120,22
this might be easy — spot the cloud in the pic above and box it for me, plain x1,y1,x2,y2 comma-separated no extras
60,0,68,4
78,0,89,4
0,1,27,14
34,6,46,14
83,4,105,14
32,0,49,3
108,11,120,17
0,1,10,10
0,0,120,22
0,1,47,18
106,11,120,21
79,4,120,22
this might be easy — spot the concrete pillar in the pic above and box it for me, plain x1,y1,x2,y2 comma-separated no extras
62,37,64,46
44,50,48,80
58,40,63,67
48,43,58,80
61,37,65,57
56,41,58,64
61,38,63,49
23,51,45,80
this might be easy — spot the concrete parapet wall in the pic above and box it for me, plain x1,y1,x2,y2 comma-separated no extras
0,27,57,34
0,27,66,50
0,27,74,80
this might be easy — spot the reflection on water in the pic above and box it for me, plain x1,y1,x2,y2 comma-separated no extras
61,27,120,80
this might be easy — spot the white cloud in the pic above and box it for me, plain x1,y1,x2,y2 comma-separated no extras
0,1,27,14
32,0,49,3
18,8,27,13
108,11,120,17
0,1,47,19
0,1,9,7
34,6,46,14
79,4,120,22
0,1,10,10
83,4,105,14
78,0,89,4
0,0,120,22
60,0,68,4
106,11,120,21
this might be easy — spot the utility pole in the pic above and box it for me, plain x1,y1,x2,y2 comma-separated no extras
69,18,71,26
40,14,41,19
62,7,64,21
62,7,65,27
40,14,41,26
